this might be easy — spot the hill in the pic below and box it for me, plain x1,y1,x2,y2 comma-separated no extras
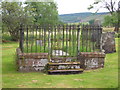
59,12,109,23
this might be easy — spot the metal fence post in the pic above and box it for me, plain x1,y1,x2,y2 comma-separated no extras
77,25,80,54
19,24,24,52
48,25,51,59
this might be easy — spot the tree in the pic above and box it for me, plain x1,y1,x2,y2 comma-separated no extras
103,13,118,27
88,0,120,32
89,19,95,25
24,2,59,25
2,2,33,41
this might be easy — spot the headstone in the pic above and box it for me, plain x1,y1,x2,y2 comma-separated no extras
52,50,69,56
101,32,116,53
36,40,43,46
94,19,101,26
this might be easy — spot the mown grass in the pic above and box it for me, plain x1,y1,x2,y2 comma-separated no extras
2,39,119,88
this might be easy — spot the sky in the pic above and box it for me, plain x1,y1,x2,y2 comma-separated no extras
54,0,109,15
4,0,118,15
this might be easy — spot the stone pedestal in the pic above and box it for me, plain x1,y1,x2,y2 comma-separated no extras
16,48,48,72
78,52,105,70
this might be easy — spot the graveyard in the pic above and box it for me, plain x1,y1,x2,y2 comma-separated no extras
16,24,106,73
2,0,119,89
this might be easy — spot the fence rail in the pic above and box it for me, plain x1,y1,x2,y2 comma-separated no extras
19,24,102,58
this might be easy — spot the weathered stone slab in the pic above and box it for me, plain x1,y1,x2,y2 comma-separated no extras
78,52,105,70
16,48,49,72
36,40,44,46
52,50,69,56
101,32,116,53
18,59,48,72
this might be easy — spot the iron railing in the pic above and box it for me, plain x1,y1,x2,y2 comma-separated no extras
19,24,102,57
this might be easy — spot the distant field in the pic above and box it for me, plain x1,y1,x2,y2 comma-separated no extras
59,12,109,23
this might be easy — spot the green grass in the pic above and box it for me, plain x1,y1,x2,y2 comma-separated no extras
2,39,119,88
23,41,93,56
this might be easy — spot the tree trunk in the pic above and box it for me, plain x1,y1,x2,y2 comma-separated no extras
114,25,119,33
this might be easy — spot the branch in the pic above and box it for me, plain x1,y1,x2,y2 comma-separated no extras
118,1,120,11
105,2,113,15
110,0,115,12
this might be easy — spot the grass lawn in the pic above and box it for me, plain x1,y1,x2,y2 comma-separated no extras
2,38,119,88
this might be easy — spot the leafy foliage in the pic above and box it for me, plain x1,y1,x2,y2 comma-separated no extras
2,1,59,41
24,2,59,25
2,2,33,41
103,13,118,27
89,19,95,25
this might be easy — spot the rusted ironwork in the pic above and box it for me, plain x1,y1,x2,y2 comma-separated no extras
19,24,102,60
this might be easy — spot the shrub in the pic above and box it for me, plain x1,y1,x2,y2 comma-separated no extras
2,33,12,41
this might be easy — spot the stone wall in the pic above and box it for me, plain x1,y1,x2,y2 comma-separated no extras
16,48,106,72
16,48,48,72
101,32,116,53
78,52,105,70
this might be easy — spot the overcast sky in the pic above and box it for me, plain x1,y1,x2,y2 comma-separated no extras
5,0,118,15
54,0,109,15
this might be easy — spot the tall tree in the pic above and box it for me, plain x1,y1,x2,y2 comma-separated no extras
88,0,120,32
24,2,59,25
89,19,95,25
103,13,118,27
2,2,33,41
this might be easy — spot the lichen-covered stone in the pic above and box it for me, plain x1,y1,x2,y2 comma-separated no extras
16,48,49,72
78,52,105,70
101,32,116,53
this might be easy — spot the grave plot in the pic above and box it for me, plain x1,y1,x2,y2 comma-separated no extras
16,24,105,74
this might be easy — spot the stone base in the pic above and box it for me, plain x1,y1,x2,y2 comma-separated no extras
16,48,106,72
78,52,105,70
16,48,48,72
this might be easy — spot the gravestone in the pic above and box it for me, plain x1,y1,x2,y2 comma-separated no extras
36,40,43,46
52,50,69,56
101,32,116,53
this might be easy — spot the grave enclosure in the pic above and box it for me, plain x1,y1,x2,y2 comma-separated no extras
16,24,106,74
